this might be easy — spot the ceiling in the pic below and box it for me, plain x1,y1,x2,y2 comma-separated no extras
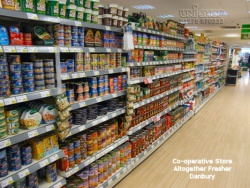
102,0,250,47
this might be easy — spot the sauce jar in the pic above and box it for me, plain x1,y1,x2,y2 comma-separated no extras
91,11,99,24
108,4,118,15
117,6,123,17
91,0,99,11
99,4,104,15
117,17,123,28
97,15,102,24
84,9,92,22
112,16,118,27
102,14,112,26
76,7,84,21
123,7,129,18
66,5,77,20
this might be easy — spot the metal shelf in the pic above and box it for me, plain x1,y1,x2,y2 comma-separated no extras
0,46,57,53
183,51,197,54
127,59,184,67
99,111,195,188
71,90,126,111
183,58,197,62
0,151,64,188
181,85,194,92
60,47,122,53
0,123,56,150
133,87,181,109
0,89,58,107
195,70,204,74
195,77,203,82
182,68,195,73
134,45,184,51
67,108,125,137
133,27,186,40
61,68,128,80
39,175,66,188
58,136,129,178
182,77,195,82
197,50,205,53
128,70,183,84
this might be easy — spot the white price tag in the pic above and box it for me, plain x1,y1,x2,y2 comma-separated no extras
39,159,49,168
72,73,79,79
108,179,113,185
40,91,50,98
0,46,3,52
27,13,38,20
106,48,112,52
123,168,127,173
50,154,59,162
89,48,95,52
16,46,27,53
74,21,82,26
46,124,55,132
96,97,102,102
105,26,111,30
0,177,13,187
92,120,98,126
108,69,114,73
112,93,117,98
79,102,86,108
116,173,120,178
111,113,117,118
79,72,86,77
118,49,122,52
53,182,63,188
94,71,100,75
4,97,16,105
79,125,86,131
48,47,56,53
3,46,16,52
16,95,28,103
0,139,11,149
27,47,38,53
18,169,30,179
28,130,38,138
102,116,108,122
137,28,141,31
60,47,69,52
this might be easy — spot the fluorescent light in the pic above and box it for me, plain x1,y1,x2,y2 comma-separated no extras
157,15,174,18
248,10,250,13
132,5,155,10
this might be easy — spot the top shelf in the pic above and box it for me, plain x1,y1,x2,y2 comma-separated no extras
0,8,123,33
133,27,186,40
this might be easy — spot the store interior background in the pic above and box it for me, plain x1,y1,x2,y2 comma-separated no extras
102,0,250,71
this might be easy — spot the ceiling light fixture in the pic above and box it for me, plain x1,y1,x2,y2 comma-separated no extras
132,5,156,10
248,10,250,13
157,15,174,18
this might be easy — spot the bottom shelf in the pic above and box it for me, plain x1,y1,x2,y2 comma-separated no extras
39,175,66,188
98,111,195,188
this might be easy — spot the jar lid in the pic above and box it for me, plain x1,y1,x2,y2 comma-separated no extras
85,9,92,13
59,0,66,4
92,11,99,15
99,4,104,8
123,8,129,11
118,17,123,21
118,6,123,10
67,5,77,9
109,4,118,8
103,14,112,18
112,16,118,19
76,7,85,11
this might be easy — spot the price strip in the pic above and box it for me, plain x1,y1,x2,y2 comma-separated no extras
96,97,102,102
0,46,3,52
106,48,111,52
111,112,117,118
92,120,98,126
122,168,127,173
111,93,117,98
94,71,100,75
101,116,108,122
48,47,56,53
4,97,16,105
79,72,86,77
3,46,16,53
40,91,50,98
105,26,111,30
79,102,86,108
39,159,49,168
46,124,55,132
16,95,28,103
143,77,153,84
74,21,82,26
27,13,38,20
50,154,59,162
116,173,120,179
72,73,79,79
108,179,113,185
60,47,69,52
89,48,95,52
118,49,122,52
16,46,27,53
28,130,38,138
53,182,63,188
27,47,38,53
0,177,13,187
108,69,114,73
79,125,86,132
0,139,11,149
18,169,30,179
153,115,161,123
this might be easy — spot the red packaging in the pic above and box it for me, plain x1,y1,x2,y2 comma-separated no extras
23,33,32,45
9,26,22,45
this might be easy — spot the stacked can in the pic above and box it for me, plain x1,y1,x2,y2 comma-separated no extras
14,178,26,187
122,74,127,90
0,149,8,177
0,54,10,97
20,144,32,165
89,162,98,187
104,75,109,95
98,54,105,70
77,133,87,160
103,30,110,48
74,53,84,72
44,59,55,89
84,53,91,71
45,163,57,182
66,88,75,104
108,76,116,93
86,131,93,156
106,98,118,112
90,54,98,70
116,53,122,67
64,25,72,47
109,53,116,68
72,108,87,124
87,105,98,121
65,59,75,73
72,138,81,164
26,172,39,187
7,144,22,171
71,26,79,47
88,77,98,98
8,55,23,95
22,62,34,93
6,108,20,135
66,141,75,168
53,24,64,47
96,159,104,183
97,104,108,116
78,27,84,46
34,60,45,90
97,76,105,96
0,107,6,139
104,54,110,69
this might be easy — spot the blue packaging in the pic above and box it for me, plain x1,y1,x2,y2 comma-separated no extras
0,169,8,177
0,150,6,159
0,65,8,71
10,72,21,80
71,34,79,39
71,42,79,47
23,71,34,79
71,26,78,33
97,87,104,96
11,87,23,95
24,86,35,93
0,26,9,45
68,156,74,162
10,79,22,87
66,59,74,67
24,78,34,86
9,64,22,72
90,88,98,97
22,63,33,71
79,41,84,46
78,27,84,34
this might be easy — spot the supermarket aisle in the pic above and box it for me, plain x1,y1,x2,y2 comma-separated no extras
115,72,250,188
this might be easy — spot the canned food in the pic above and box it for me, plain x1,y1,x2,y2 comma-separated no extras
11,87,23,95
34,68,44,74
33,60,43,68
34,73,44,80
44,67,54,73
23,79,34,87
45,84,55,89
22,62,33,71
35,80,45,86
35,86,46,91
22,71,34,79
43,59,54,67
45,78,55,84
10,72,21,80
44,73,55,79
24,86,35,93
10,79,22,87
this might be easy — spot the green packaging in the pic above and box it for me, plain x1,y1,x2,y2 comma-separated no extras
66,5,76,20
84,8,92,22
34,0,46,14
76,7,84,21
91,0,99,11
59,0,66,18
46,0,59,16
91,11,98,24
66,0,74,5
83,0,90,9
33,26,54,46
21,0,35,12
75,0,83,7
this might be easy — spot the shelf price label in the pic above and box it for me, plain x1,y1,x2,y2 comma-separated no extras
16,95,28,103
27,47,38,53
0,177,14,187
4,97,16,105
48,47,56,53
0,46,3,52
74,21,82,26
18,169,30,179
79,72,86,77
60,47,69,52
108,69,114,73
28,130,38,138
106,48,111,52
0,139,11,149
143,77,153,84
0,100,4,107
40,91,50,98
27,13,38,20
105,26,111,30
79,125,86,132
39,159,49,168
16,46,27,53
118,49,122,52
93,71,99,76
79,102,86,108
50,154,59,162
153,115,161,123
3,46,16,53
46,124,55,132
89,48,95,52
53,182,63,188
72,73,79,79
